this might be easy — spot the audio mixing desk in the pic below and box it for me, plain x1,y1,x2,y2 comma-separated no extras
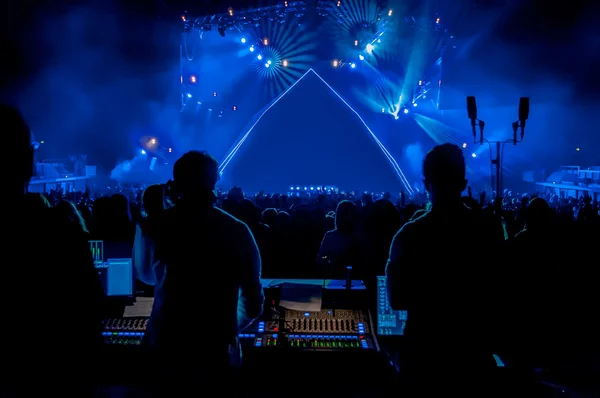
101,280,376,351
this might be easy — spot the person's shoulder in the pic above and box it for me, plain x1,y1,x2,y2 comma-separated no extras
397,210,430,235
211,206,254,232
323,229,337,238
321,229,338,242
212,206,242,223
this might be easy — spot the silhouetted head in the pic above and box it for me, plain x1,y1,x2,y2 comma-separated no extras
526,197,551,230
422,143,467,202
142,184,164,217
262,208,278,227
173,150,219,201
2,105,33,192
335,200,358,233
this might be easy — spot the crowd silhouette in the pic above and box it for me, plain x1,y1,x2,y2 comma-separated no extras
4,103,600,397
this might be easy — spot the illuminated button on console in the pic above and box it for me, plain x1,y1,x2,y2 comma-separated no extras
358,322,365,334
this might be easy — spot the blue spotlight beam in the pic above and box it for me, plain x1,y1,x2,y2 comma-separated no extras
219,68,414,195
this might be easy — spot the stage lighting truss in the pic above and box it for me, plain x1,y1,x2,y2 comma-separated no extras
181,1,402,38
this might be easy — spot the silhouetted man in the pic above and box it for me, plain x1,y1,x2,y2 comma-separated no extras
386,143,499,396
139,151,264,395
1,105,104,397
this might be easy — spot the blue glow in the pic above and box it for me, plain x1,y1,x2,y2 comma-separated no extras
186,93,192,98
219,69,414,194
472,153,477,158
140,149,146,155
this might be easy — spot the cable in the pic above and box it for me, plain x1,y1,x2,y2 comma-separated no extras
485,141,494,198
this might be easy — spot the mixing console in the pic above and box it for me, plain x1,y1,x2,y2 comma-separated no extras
281,309,374,350
102,317,147,346
285,309,368,334
100,309,376,351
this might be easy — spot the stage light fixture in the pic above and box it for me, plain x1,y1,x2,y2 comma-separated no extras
350,63,356,68
337,1,341,6
359,54,365,61
168,148,172,152
189,75,197,84
462,143,467,148
228,7,234,16
354,40,358,46
213,91,217,97
257,54,263,60
241,37,246,43
284,0,288,6
388,9,393,16
250,45,255,52
263,38,269,45
332,59,339,67
282,59,288,67
233,105,237,111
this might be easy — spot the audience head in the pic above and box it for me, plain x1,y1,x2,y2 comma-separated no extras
142,184,164,217
526,197,552,230
173,150,219,201
261,208,278,227
54,200,89,234
422,143,467,202
2,105,33,192
335,200,358,233
25,192,52,213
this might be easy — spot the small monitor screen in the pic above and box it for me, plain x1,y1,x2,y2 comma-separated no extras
376,276,407,336
89,240,104,264
95,258,134,297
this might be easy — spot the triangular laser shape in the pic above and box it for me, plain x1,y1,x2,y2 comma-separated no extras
219,69,413,194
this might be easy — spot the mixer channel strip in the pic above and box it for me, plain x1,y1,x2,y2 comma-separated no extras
102,317,148,346
287,318,368,333
287,334,372,349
